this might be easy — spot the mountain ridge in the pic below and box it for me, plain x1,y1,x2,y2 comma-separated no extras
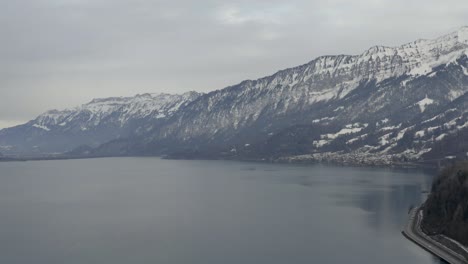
0,91,202,154
1,27,467,165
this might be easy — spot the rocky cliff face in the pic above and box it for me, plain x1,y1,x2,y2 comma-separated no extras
115,27,468,164
1,27,468,164
152,27,468,146
0,92,201,154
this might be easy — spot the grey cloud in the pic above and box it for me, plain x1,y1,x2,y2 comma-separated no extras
1,0,467,128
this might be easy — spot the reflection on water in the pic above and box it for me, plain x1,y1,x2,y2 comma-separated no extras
334,184,423,231
0,158,437,264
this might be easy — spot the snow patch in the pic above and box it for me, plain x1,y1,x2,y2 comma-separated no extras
458,27,468,44
346,134,368,144
401,148,432,159
313,140,329,148
401,78,412,87
415,130,425,138
422,115,439,124
289,73,299,87
435,134,447,141
458,121,468,129
312,117,335,123
416,96,434,112
380,124,401,131
32,124,50,131
377,118,390,127
379,133,392,146
321,127,364,140
333,106,344,112
315,124,367,147
444,117,460,128
396,130,406,140
462,65,468,76
380,143,397,154
448,90,465,101
409,48,467,77
156,113,166,119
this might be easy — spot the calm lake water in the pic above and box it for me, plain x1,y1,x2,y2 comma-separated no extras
0,158,443,263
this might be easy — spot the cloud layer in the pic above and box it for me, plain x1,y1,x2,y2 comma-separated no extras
1,0,467,127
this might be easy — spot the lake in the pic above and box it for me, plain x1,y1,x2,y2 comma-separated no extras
0,158,442,263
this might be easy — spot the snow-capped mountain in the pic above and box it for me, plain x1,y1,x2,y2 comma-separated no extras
102,27,468,164
158,27,467,140
33,91,201,131
0,92,201,154
1,27,467,165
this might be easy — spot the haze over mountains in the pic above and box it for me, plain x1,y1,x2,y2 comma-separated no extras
1,27,468,165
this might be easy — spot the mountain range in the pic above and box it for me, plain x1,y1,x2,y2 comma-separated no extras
1,27,468,166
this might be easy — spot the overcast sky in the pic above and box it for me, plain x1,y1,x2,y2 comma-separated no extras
1,0,467,128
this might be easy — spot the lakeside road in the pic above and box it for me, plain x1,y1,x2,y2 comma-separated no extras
402,207,468,264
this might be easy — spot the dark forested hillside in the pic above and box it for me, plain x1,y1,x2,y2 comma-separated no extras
422,162,468,246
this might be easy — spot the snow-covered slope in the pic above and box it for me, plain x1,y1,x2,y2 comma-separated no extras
1,27,468,165
139,27,468,141
112,27,467,163
0,92,201,154
33,91,201,131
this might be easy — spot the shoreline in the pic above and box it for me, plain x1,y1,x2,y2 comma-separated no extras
402,207,468,264
0,153,441,171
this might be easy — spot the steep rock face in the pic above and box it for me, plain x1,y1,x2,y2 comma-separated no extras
2,27,468,163
259,55,468,159
116,27,468,162
0,92,201,154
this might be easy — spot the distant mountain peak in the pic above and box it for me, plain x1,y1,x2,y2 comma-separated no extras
456,26,468,43
1,28,467,164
